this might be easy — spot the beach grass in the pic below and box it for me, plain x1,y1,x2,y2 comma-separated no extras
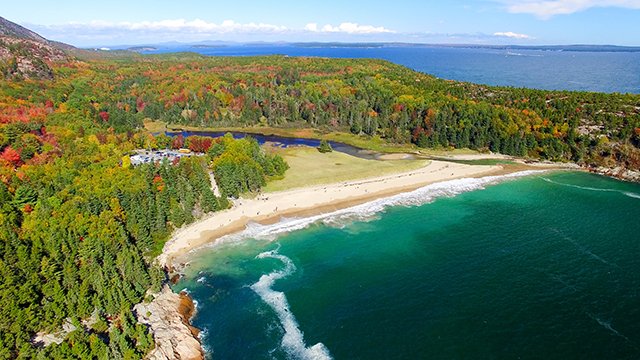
143,119,168,133
263,146,429,192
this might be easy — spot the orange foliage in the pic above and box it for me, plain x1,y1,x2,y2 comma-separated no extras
152,175,165,192
1,146,21,167
0,105,47,124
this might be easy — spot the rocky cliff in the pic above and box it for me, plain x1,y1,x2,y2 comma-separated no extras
134,286,205,360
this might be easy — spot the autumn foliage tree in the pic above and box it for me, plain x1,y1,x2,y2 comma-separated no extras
186,135,213,153
1,146,21,166
171,134,184,149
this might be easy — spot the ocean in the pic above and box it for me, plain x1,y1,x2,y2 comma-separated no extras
175,171,640,359
140,45,640,94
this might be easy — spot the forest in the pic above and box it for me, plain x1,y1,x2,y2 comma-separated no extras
33,53,638,169
0,52,639,358
0,60,286,357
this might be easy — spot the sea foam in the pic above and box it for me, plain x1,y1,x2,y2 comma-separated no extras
250,249,333,360
195,170,546,249
542,177,640,200
623,191,640,199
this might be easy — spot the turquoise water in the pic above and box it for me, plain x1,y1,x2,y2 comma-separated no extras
176,172,640,359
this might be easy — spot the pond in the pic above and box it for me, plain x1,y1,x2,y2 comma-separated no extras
166,130,392,160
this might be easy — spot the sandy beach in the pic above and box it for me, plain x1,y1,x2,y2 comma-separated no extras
157,160,519,268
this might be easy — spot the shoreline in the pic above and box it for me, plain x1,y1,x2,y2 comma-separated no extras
150,158,573,358
158,160,566,269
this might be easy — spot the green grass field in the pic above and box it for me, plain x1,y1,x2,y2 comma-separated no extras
263,146,429,192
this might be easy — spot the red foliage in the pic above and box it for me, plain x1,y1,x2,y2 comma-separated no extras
635,127,640,136
1,147,22,167
171,135,184,149
171,91,187,105
99,111,110,122
186,136,213,153
136,97,146,112
44,100,55,113
22,204,33,213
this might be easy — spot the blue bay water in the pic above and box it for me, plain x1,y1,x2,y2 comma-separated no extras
176,172,640,359
142,45,640,93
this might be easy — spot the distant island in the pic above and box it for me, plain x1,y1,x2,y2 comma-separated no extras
293,42,387,48
190,44,228,49
127,46,158,52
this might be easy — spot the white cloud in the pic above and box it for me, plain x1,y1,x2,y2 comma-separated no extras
493,31,532,39
48,19,394,36
500,0,640,19
57,19,290,34
304,23,319,32
305,22,394,34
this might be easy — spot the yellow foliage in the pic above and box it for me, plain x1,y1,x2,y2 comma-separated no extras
87,134,100,145
121,155,131,169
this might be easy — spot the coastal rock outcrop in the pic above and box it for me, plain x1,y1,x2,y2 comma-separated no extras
134,285,205,360
590,166,640,183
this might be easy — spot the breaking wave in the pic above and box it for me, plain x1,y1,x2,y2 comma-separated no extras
194,170,546,248
541,177,640,199
250,249,332,360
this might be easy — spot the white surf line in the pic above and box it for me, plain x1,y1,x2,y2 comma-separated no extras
194,170,547,251
250,249,332,360
541,177,640,199
623,191,640,199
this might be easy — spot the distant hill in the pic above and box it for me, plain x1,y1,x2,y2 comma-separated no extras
0,16,49,42
0,15,72,80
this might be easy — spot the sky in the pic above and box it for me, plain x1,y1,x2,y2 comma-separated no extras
3,0,640,47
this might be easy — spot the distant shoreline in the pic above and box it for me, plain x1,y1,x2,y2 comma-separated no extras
110,42,640,53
